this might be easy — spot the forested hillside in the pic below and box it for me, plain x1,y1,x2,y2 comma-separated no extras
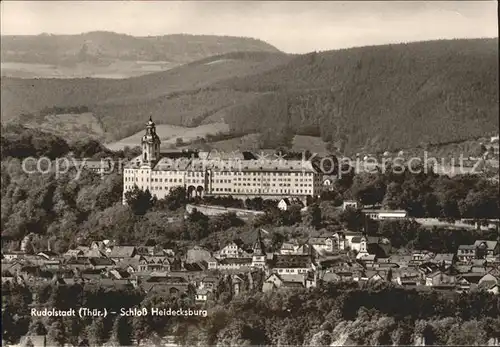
2,38,498,153
217,38,499,153
1,51,291,140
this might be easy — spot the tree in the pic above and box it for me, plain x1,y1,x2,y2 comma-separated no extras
47,319,66,347
132,312,151,345
124,186,155,215
304,203,322,229
156,186,186,211
339,208,364,231
271,232,285,252
112,316,133,346
288,204,303,225
185,208,210,240
86,318,105,347
28,320,47,336
382,182,405,209
352,174,387,207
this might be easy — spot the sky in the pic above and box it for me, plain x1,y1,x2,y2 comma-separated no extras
1,1,498,53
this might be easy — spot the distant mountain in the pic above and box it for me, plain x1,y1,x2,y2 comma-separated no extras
216,38,499,153
2,38,498,154
0,31,281,78
1,51,292,139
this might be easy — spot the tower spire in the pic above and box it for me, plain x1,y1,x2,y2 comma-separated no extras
141,116,161,165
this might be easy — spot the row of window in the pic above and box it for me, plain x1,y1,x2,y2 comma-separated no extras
213,188,232,192
124,185,180,192
277,269,309,273
213,179,231,183
125,169,315,177
234,183,313,187
126,180,315,189
125,177,181,183
234,177,312,182
231,189,313,194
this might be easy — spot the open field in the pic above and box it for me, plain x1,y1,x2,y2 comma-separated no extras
1,61,180,79
106,122,230,151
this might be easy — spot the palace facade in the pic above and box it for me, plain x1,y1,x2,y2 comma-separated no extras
122,118,322,204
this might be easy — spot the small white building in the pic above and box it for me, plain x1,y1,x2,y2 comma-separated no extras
362,209,408,220
216,242,247,259
279,242,310,256
342,200,359,210
308,237,336,254
342,231,364,250
277,198,304,211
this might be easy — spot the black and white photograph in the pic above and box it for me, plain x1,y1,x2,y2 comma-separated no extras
1,1,499,346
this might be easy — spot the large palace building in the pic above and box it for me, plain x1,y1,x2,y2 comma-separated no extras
122,118,322,204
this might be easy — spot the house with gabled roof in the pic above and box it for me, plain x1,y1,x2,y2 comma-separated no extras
474,240,499,261
109,246,136,261
89,257,115,270
343,231,364,251
356,253,377,266
308,237,336,254
431,253,457,268
270,255,314,275
215,241,249,259
218,257,253,271
140,274,192,297
108,269,131,280
365,271,385,283
342,200,359,210
457,244,476,263
195,287,212,302
425,269,457,287
63,249,84,259
137,255,172,272
358,236,392,258
279,240,310,255
392,268,422,287
207,256,219,270
262,273,306,292
410,250,435,266
277,198,304,211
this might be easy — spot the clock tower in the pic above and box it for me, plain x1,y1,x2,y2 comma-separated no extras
141,117,161,166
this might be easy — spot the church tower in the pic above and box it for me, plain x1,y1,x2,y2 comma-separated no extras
251,229,267,269
141,117,161,165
